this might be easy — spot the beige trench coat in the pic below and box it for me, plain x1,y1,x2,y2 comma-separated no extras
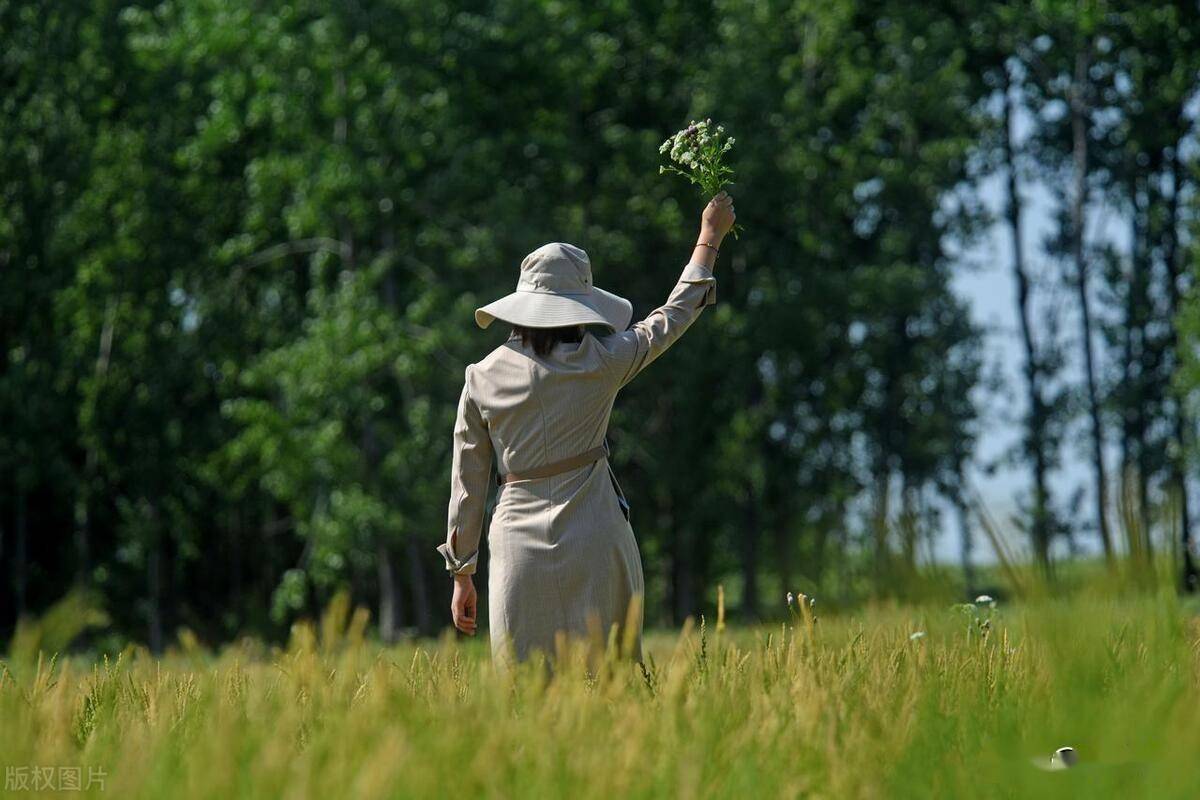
438,261,717,663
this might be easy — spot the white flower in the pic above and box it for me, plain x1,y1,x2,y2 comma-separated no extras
786,592,795,607
909,631,926,641
974,594,996,608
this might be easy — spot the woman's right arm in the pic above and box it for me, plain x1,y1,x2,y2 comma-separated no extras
602,192,736,389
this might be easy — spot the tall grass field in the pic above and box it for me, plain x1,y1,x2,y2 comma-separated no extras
2,586,1198,798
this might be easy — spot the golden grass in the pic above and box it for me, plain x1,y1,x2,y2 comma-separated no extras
2,590,1199,798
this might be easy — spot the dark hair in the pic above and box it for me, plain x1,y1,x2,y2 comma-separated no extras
512,324,584,356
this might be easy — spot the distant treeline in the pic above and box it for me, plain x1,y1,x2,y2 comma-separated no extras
2,0,1198,649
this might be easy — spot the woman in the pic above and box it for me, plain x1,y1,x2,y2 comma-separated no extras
437,192,737,665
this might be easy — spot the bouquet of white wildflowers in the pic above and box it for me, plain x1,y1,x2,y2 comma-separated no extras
659,118,741,236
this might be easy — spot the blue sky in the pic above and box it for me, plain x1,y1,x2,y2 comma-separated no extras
931,92,1140,564
943,160,1132,565
939,87,1200,566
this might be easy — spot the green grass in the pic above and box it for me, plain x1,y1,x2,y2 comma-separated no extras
2,589,1198,798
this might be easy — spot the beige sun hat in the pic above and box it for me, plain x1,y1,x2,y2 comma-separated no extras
474,242,633,332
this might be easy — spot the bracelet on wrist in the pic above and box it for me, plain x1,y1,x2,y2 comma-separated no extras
695,241,720,254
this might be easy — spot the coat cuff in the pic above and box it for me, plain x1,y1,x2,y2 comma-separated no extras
679,262,717,307
436,542,478,575
680,262,716,283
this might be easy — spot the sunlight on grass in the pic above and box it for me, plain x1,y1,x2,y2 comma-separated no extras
2,588,1198,798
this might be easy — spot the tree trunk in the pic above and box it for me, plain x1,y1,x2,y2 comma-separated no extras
147,540,164,653
405,534,432,635
1162,118,1197,591
377,540,403,643
1003,72,1052,570
73,458,92,585
75,300,116,585
667,496,693,623
775,485,794,598
1069,45,1113,563
232,507,243,615
955,487,975,591
15,490,27,617
872,463,891,591
740,482,759,621
816,496,847,588
900,479,917,570
141,499,168,653
1121,181,1138,551
1128,175,1152,555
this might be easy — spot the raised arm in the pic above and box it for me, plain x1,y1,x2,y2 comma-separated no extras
602,192,736,388
688,191,735,272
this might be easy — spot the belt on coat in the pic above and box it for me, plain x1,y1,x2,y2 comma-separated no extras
496,439,631,522
496,445,608,484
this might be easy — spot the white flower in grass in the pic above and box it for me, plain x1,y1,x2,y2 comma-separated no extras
909,631,926,641
974,594,996,609
786,592,795,608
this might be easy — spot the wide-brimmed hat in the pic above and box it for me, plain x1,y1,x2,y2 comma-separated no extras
474,242,633,332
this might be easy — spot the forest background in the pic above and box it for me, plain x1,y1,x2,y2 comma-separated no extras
3,0,1200,650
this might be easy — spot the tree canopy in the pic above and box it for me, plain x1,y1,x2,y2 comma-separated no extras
3,0,1198,648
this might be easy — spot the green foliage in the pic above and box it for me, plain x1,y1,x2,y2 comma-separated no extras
0,0,995,645
16,0,1198,648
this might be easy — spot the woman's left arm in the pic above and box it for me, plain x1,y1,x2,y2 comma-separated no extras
436,366,494,635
